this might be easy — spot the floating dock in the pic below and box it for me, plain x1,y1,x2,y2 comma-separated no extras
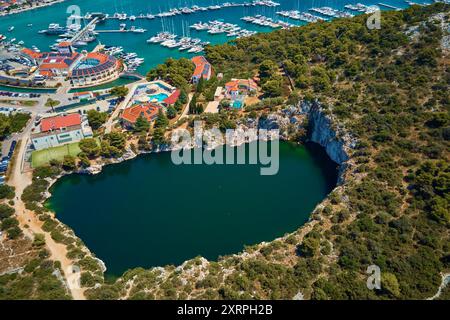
95,30,144,33
378,3,401,10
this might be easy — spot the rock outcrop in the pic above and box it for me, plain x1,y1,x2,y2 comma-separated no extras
300,100,356,183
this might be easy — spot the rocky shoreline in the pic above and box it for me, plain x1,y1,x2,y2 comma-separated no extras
0,0,66,17
79,101,354,181
36,100,355,292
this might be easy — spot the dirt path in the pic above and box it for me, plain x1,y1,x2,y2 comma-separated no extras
428,273,450,300
7,115,85,300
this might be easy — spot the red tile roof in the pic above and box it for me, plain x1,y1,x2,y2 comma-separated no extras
191,56,211,80
86,52,108,64
39,70,54,77
73,91,92,97
58,41,72,47
225,79,258,93
164,89,180,105
121,104,159,124
21,48,43,59
39,53,79,70
41,114,82,132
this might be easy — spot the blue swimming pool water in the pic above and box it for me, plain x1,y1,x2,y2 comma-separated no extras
149,93,169,102
232,100,243,109
76,58,100,70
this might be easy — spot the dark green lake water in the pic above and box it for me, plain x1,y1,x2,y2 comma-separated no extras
48,142,337,276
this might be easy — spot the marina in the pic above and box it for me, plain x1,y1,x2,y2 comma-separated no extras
0,0,428,76
344,3,380,13
147,32,209,53
241,15,295,28
276,10,327,22
83,0,281,21
378,2,402,10
190,20,257,38
309,7,354,18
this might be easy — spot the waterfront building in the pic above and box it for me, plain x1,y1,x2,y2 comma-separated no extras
21,42,121,88
70,52,121,88
31,113,93,150
191,56,212,83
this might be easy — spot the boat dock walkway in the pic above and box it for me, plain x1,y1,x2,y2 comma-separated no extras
378,3,401,10
95,30,144,33
70,17,99,43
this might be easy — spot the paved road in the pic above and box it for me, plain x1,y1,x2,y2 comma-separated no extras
7,110,86,300
204,100,219,114
104,80,147,133
178,93,194,121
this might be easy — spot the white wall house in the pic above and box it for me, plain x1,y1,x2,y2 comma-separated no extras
31,113,93,150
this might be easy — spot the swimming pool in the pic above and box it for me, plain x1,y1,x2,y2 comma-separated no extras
76,58,100,70
149,93,168,102
232,100,243,109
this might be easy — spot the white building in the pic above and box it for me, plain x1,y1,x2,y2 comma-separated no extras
31,113,93,150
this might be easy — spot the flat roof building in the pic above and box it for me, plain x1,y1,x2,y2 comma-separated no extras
31,113,93,150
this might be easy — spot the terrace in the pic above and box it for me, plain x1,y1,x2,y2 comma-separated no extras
131,80,178,107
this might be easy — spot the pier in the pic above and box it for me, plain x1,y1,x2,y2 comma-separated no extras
378,3,401,10
95,30,144,33
70,17,98,43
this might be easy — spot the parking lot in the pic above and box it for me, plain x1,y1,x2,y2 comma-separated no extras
0,90,41,99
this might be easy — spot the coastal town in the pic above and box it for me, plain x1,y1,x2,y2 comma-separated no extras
0,0,449,305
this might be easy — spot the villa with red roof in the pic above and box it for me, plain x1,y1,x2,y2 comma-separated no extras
191,56,212,84
225,78,258,98
31,113,93,150
120,103,160,129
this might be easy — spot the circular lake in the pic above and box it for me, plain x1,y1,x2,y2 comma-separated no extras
48,142,338,276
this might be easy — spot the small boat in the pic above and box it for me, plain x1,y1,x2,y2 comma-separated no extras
8,26,14,32
27,24,33,27
188,45,203,53
132,28,147,33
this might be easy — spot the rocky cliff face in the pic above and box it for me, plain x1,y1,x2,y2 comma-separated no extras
300,100,355,184
239,101,354,183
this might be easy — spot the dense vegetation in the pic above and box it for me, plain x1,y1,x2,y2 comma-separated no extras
0,246,71,300
85,4,449,300
0,112,31,139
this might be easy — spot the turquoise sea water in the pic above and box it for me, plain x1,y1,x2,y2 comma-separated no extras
0,0,416,76
0,84,57,93
48,142,338,275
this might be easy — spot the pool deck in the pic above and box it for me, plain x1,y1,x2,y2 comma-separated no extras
132,80,176,105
